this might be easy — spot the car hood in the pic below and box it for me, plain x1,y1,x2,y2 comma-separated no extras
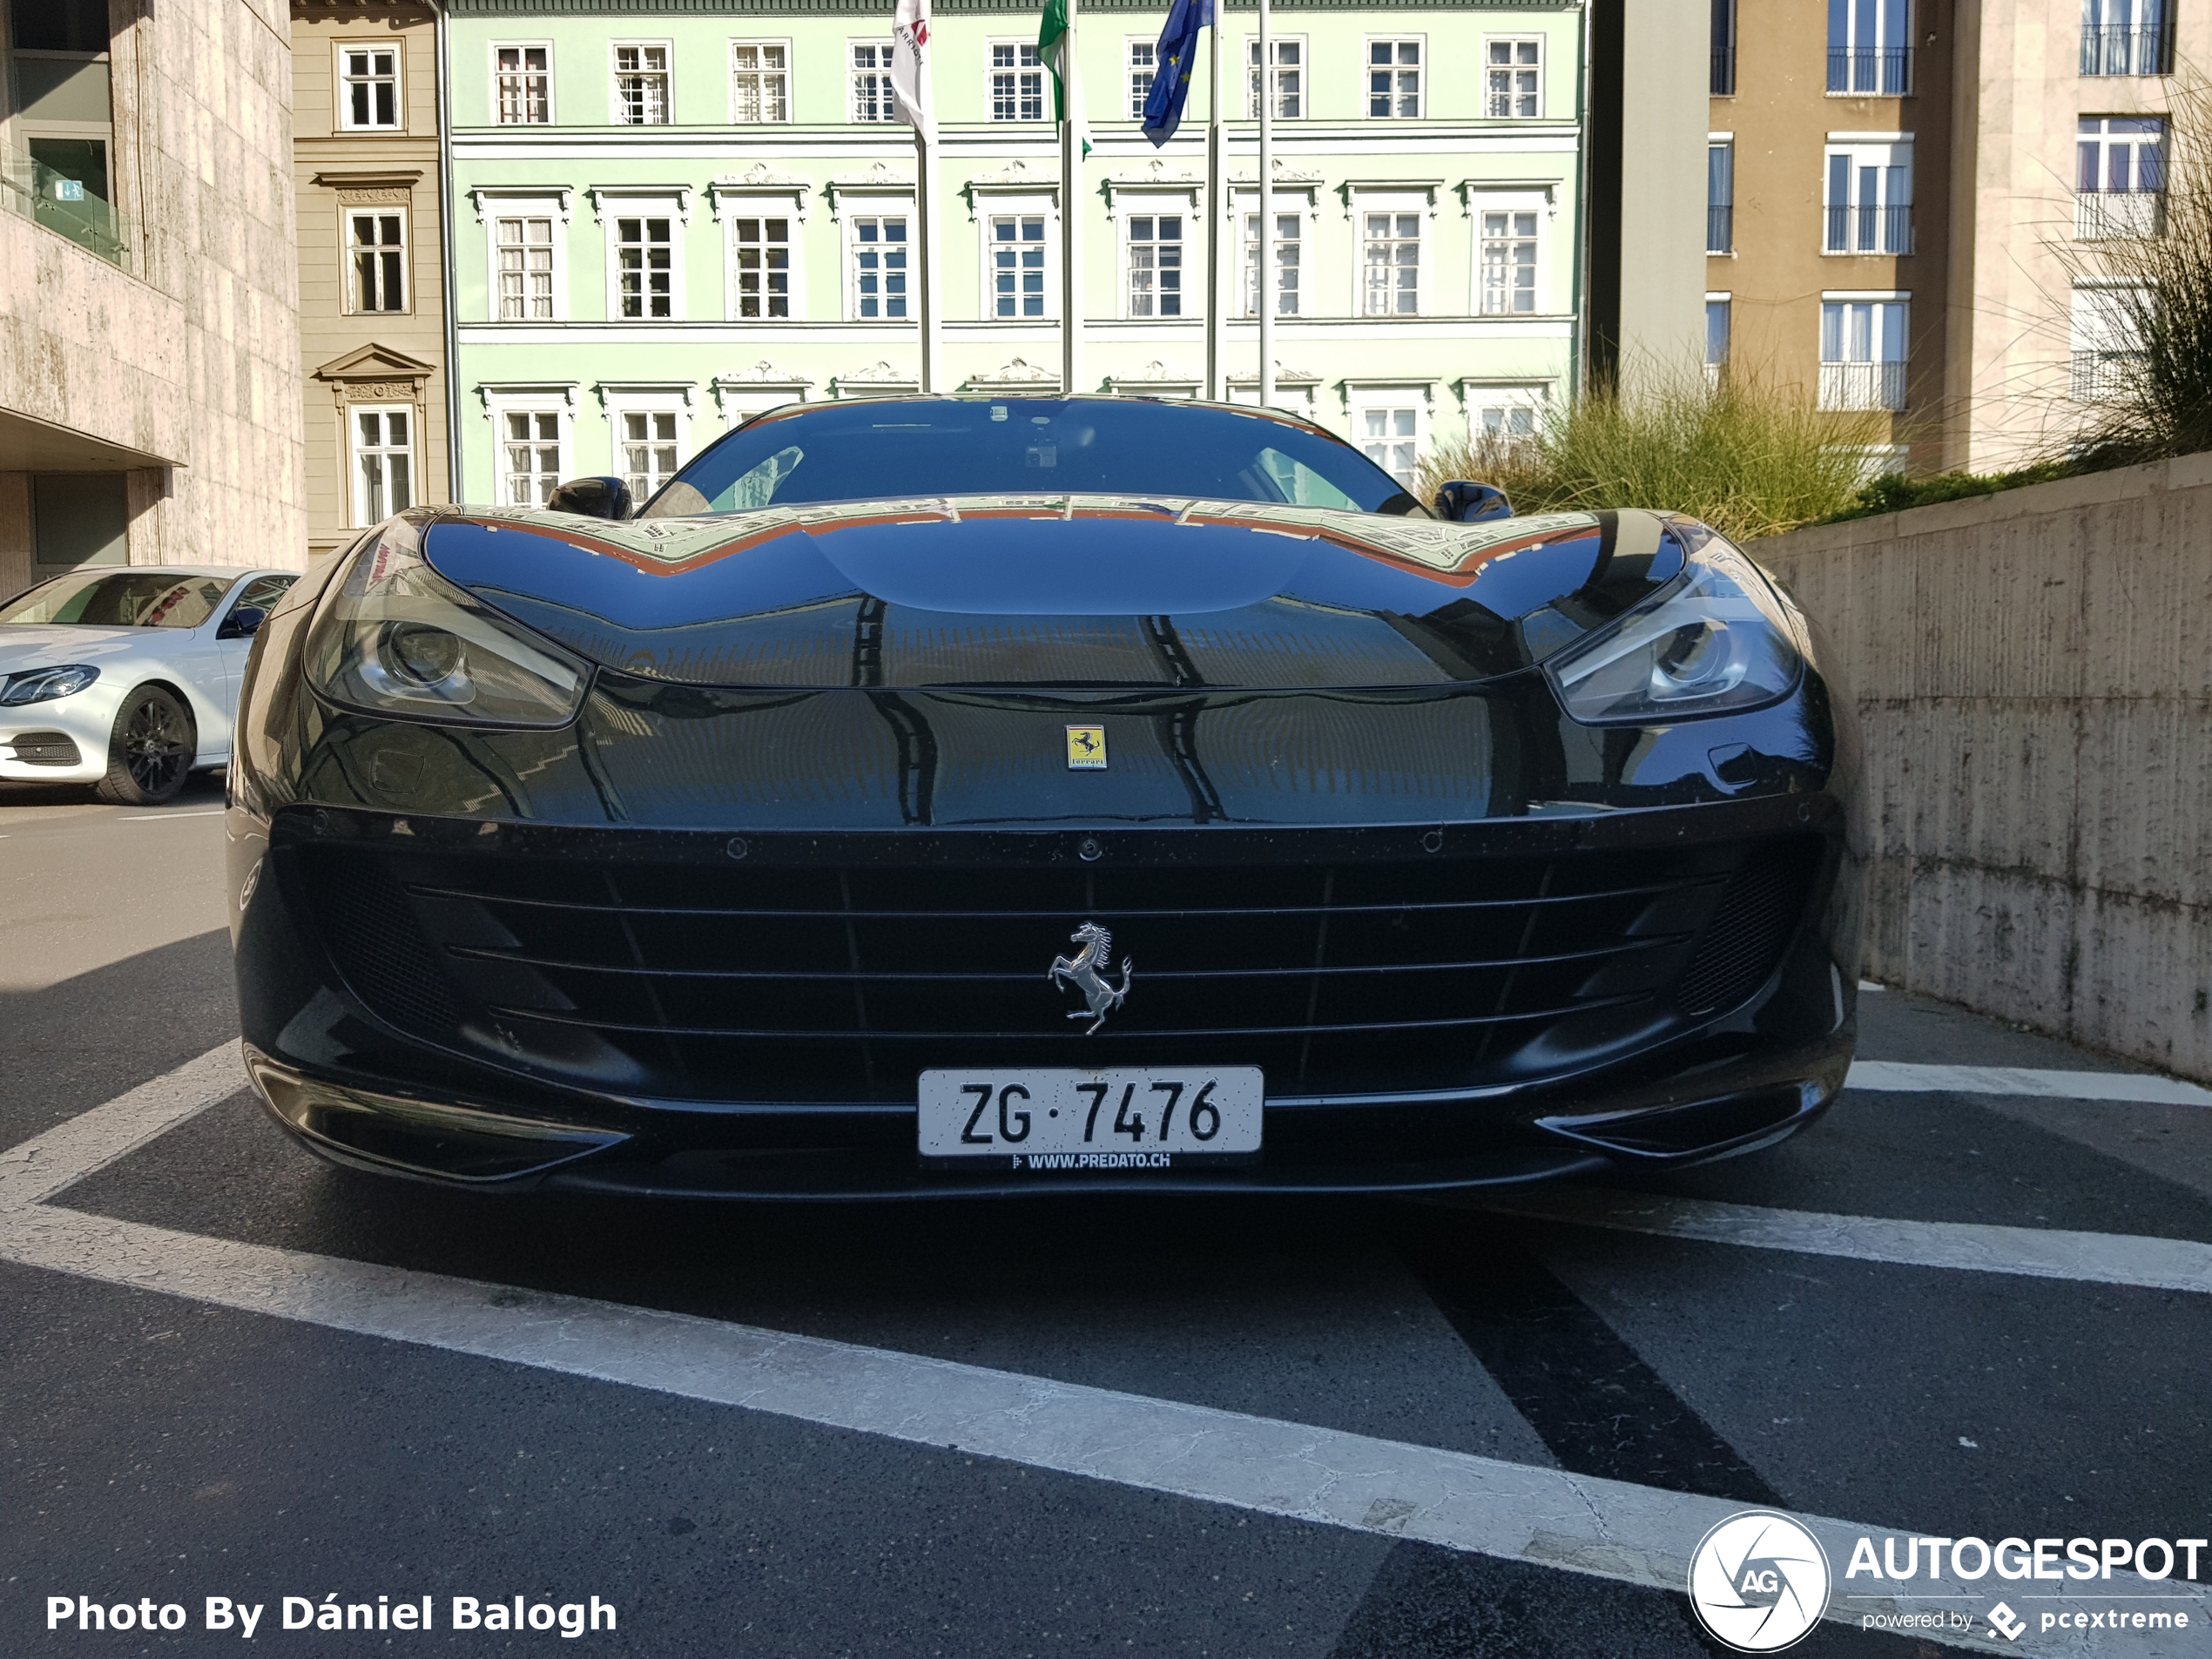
415,498,1688,689
0,624,169,675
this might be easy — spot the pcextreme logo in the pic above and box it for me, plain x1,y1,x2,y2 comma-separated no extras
1688,1510,1835,1652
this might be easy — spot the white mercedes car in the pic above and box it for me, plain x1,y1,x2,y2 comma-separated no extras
0,565,299,805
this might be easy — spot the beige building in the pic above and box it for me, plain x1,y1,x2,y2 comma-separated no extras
1707,0,1958,470
1710,0,2202,474
292,0,450,560
1948,0,2205,469
0,0,305,592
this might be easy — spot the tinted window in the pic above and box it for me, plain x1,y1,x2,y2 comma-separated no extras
643,398,1425,519
0,571,235,629
233,575,298,613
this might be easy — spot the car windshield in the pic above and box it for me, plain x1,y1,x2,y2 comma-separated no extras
640,398,1426,519
0,571,237,629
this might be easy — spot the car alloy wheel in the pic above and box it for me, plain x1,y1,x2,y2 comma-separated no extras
95,685,194,806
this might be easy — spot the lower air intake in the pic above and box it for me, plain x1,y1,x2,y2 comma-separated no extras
1675,835,1823,1017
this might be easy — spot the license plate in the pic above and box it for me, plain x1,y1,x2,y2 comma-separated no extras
918,1069,1263,1171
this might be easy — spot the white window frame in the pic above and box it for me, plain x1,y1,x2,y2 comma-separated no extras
1345,385,1433,489
2076,116,2167,239
981,194,1059,320
1482,36,1543,118
729,39,792,124
1235,192,1306,318
334,41,402,133
1127,38,1157,122
491,42,554,125
988,40,1048,123
347,404,417,527
601,386,693,499
846,205,916,320
1351,189,1426,318
1705,291,1732,382
482,393,574,507
598,192,687,322
345,204,409,315
849,41,898,124
1364,37,1424,119
1120,199,1191,320
723,204,804,320
1243,35,1307,119
1823,134,1913,255
1827,0,1912,94
1459,380,1551,445
2069,280,2148,400
1467,190,1547,315
610,40,674,126
1817,290,1910,411
476,191,570,323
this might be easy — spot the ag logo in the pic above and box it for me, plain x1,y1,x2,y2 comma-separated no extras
1687,1510,1832,1652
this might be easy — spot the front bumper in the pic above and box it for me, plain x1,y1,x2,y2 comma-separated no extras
233,797,1858,1200
0,694,115,781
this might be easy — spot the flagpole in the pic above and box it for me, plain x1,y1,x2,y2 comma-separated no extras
1204,12,1221,401
891,0,938,392
917,128,941,393
1060,0,1083,395
1257,0,1273,408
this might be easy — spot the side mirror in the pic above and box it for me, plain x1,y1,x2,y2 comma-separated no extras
218,605,267,641
1433,481,1514,524
546,475,634,520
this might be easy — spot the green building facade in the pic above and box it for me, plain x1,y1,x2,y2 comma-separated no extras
444,0,1585,505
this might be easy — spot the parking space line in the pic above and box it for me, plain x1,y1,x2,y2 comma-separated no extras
0,1201,2080,1651
115,810,226,820
6,1049,2209,1649
0,1042,246,1211
1845,1061,2212,1104
1481,1189,2212,1294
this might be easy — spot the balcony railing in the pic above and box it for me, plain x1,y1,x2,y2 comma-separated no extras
2080,24,2169,76
1818,361,1907,411
2076,189,2166,239
1707,204,1733,254
0,142,130,269
1827,46,1912,95
2071,349,2146,401
1711,46,1737,96
1824,202,1914,254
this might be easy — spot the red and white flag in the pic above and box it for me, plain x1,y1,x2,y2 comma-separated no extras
891,0,935,138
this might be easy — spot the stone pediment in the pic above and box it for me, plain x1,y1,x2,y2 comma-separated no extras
314,344,436,396
718,360,813,387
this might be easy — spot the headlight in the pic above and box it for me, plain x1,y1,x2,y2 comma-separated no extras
304,523,588,727
0,664,100,705
1543,540,1803,725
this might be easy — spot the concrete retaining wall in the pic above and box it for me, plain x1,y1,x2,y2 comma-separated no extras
1755,452,2212,1081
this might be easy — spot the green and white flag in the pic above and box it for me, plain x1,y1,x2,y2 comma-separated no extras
1036,0,1091,154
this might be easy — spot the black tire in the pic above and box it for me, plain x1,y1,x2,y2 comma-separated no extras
93,685,195,806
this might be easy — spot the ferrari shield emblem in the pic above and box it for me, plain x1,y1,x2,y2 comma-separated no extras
1065,725,1107,769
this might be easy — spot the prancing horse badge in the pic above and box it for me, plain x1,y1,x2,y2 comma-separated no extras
1065,725,1107,769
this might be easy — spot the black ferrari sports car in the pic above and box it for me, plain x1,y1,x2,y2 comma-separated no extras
228,395,1861,1197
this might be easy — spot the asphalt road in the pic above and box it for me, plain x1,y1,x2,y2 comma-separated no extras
3,774,2209,1657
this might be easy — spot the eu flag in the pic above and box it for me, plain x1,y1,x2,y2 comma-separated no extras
1141,0,1211,147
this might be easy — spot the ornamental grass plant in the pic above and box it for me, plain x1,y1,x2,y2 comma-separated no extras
1416,367,1888,543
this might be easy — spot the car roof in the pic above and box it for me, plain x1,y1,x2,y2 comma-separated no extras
738,392,1344,444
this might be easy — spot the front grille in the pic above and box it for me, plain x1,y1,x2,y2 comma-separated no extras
295,833,1822,1104
10,731,81,766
